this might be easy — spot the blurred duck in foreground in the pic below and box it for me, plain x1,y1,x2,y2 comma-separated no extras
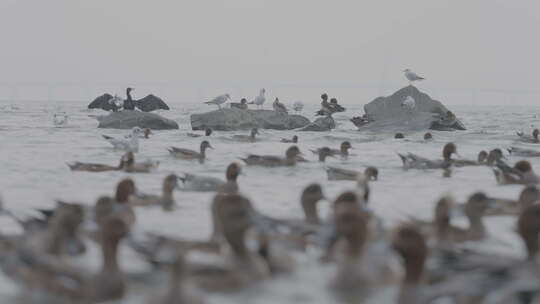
241,146,302,167
410,193,490,244
168,141,213,164
130,174,179,211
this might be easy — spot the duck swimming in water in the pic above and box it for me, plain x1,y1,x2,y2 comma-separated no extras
231,128,259,142
67,156,125,172
241,146,302,167
398,142,458,170
280,135,298,143
326,166,378,181
179,162,242,193
187,128,212,138
494,159,540,185
168,141,213,164
516,128,540,143
311,141,352,159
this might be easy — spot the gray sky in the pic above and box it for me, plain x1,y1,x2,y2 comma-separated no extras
1,0,539,104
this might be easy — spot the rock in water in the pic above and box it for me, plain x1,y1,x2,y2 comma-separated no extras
97,110,179,130
352,86,466,131
190,109,310,131
299,116,336,132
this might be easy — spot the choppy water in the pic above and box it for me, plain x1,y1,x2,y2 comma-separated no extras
0,100,539,303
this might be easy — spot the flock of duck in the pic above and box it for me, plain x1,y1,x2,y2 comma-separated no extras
6,106,540,304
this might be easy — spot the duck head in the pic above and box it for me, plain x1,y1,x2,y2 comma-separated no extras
200,140,213,152
143,128,152,138
292,135,298,143
534,129,539,139
340,141,352,154
330,98,338,104
519,185,540,208
515,160,533,173
477,150,488,163
250,128,259,137
486,149,504,165
321,93,328,101
301,184,325,224
225,162,243,182
442,143,457,161
285,146,302,159
163,174,179,193
518,204,540,260
423,132,433,140
464,192,489,221
205,128,213,136
116,178,136,204
434,196,452,241
240,98,247,105
364,167,379,181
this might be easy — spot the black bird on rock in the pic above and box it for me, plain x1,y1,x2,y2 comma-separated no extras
88,88,170,112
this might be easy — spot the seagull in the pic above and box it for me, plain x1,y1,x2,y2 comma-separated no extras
401,96,416,112
248,88,266,109
292,101,304,113
204,94,230,109
102,127,142,152
403,69,425,84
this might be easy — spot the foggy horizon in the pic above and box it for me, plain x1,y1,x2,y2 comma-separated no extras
1,0,539,104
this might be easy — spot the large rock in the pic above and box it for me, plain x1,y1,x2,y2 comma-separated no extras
299,116,336,132
190,109,310,131
352,86,466,131
97,110,179,130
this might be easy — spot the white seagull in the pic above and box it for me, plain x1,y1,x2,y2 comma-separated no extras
102,127,142,152
403,69,425,84
248,88,266,109
204,94,231,109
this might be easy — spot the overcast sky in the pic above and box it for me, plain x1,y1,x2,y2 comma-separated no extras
0,0,539,104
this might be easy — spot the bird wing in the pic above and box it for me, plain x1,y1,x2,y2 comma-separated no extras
88,94,115,110
134,95,170,112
